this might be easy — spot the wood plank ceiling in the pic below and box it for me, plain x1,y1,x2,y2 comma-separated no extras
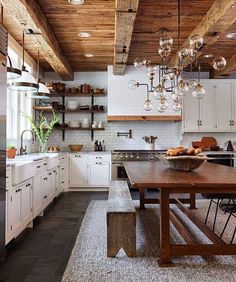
2,0,236,78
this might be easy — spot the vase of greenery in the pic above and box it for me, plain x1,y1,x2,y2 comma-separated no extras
27,110,60,153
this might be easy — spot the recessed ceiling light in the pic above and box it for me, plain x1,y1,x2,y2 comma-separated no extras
203,54,213,58
84,53,94,58
225,32,236,39
68,0,84,4
79,32,91,38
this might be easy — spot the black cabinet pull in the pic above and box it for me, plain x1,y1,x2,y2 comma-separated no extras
61,168,64,171
44,177,48,181
26,183,31,187
37,165,41,169
49,173,52,175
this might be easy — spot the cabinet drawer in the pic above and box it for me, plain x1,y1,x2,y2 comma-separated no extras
34,160,44,174
88,154,111,162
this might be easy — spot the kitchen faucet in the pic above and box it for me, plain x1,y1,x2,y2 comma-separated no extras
20,130,35,155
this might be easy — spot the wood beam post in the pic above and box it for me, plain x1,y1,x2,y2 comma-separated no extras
1,0,73,80
169,0,236,68
113,0,139,75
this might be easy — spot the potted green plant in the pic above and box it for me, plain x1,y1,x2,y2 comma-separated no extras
26,110,60,153
6,144,17,159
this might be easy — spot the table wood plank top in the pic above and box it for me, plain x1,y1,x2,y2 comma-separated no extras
124,161,236,191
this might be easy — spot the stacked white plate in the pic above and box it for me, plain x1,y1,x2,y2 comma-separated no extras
81,118,90,128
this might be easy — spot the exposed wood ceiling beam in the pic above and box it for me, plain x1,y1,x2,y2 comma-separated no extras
1,0,73,80
169,0,236,67
113,0,139,75
213,53,236,78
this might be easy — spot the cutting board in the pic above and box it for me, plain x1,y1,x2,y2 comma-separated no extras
201,137,217,150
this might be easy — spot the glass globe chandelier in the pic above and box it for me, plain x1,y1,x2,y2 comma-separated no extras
128,0,227,113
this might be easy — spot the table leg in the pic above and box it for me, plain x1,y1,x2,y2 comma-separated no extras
190,193,196,210
158,188,171,266
139,188,146,210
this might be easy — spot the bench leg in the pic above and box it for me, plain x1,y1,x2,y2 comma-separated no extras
107,213,136,257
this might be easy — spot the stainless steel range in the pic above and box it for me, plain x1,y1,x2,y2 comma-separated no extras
111,150,166,180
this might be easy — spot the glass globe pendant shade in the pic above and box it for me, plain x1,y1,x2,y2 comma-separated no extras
154,83,166,99
7,69,38,92
173,85,184,97
7,56,21,80
158,46,171,58
159,36,173,48
187,79,197,89
192,83,206,99
172,102,182,112
144,99,153,111
178,79,189,94
157,95,169,112
189,34,203,50
212,56,227,71
128,80,139,90
147,66,157,80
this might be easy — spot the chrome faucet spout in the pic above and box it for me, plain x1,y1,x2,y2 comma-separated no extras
20,130,35,155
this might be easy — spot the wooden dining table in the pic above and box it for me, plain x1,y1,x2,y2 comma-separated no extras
124,160,236,266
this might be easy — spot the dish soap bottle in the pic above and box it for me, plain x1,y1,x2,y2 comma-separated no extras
227,140,234,151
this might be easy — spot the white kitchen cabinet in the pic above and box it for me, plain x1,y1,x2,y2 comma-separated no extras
87,162,110,187
231,84,236,131
7,187,21,235
6,180,32,243
183,80,236,133
199,83,216,131
183,89,199,131
42,171,50,207
32,173,43,219
216,83,232,131
21,182,32,226
70,154,87,187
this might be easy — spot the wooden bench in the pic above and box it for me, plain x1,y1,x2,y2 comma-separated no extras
107,180,136,257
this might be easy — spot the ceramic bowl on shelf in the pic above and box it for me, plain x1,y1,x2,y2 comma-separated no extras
81,122,90,128
69,120,80,128
68,145,83,152
66,101,79,111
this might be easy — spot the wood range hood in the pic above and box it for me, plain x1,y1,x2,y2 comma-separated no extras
107,115,182,122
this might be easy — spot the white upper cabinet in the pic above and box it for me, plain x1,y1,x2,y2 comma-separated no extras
216,83,232,131
232,84,236,131
183,89,199,131
199,82,217,131
183,80,236,133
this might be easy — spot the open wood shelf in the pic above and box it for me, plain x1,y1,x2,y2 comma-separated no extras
34,108,106,114
107,115,182,122
55,127,105,131
49,92,106,97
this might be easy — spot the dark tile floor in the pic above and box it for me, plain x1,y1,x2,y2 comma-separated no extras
0,191,112,282
0,189,194,281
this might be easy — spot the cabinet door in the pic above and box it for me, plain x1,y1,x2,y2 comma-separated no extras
42,171,49,206
199,83,217,131
232,84,236,131
88,162,110,187
32,174,43,218
217,83,232,131
183,90,200,132
48,170,56,199
70,154,87,187
21,182,32,226
8,188,21,234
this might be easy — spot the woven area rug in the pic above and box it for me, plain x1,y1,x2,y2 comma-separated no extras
62,200,236,282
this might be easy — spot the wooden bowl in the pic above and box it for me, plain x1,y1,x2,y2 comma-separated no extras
163,155,209,171
68,144,83,152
